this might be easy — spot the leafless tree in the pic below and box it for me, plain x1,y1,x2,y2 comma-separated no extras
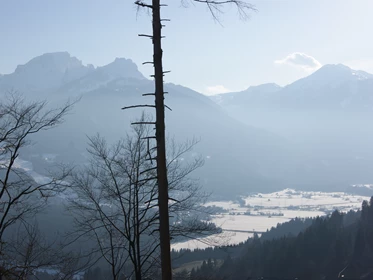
131,1,255,279
0,92,76,279
2,221,85,280
68,115,216,280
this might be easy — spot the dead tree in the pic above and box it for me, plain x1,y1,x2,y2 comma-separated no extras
129,1,255,279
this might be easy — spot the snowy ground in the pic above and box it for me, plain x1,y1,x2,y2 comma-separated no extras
172,188,370,250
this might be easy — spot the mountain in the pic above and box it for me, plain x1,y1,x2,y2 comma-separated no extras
211,83,282,106
215,64,373,111
4,54,370,197
0,52,145,94
290,63,373,89
275,64,373,110
0,52,314,197
0,52,92,92
211,64,373,187
96,57,145,80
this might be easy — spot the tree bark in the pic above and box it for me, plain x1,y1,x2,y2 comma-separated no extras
152,0,172,279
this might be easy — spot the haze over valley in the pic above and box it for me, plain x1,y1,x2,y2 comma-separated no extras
2,53,372,198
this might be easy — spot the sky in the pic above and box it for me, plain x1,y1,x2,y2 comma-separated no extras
1,0,373,95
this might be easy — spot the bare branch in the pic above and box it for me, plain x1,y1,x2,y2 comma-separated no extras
192,0,256,21
67,115,215,279
122,105,156,110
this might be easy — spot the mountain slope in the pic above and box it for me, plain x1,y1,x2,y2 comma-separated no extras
211,83,282,106
211,64,373,188
215,64,373,111
5,54,367,196
44,80,305,196
1,52,313,197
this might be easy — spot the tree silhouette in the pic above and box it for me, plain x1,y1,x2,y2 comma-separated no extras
0,92,80,279
68,116,214,279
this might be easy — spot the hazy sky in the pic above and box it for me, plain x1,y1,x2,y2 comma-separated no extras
1,0,373,95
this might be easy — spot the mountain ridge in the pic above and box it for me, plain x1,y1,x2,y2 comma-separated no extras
216,64,373,94
208,63,373,192
212,63,373,111
0,52,146,93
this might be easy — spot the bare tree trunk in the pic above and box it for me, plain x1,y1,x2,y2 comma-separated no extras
152,0,172,279
132,1,254,279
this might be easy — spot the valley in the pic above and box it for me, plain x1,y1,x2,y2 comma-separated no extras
4,54,373,198
172,188,370,250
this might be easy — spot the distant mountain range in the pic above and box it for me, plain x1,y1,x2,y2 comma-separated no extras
211,64,373,111
211,64,373,190
1,53,372,197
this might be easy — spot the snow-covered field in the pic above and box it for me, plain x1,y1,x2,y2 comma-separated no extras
172,188,371,250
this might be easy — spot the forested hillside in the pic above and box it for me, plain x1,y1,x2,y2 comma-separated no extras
172,199,373,280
